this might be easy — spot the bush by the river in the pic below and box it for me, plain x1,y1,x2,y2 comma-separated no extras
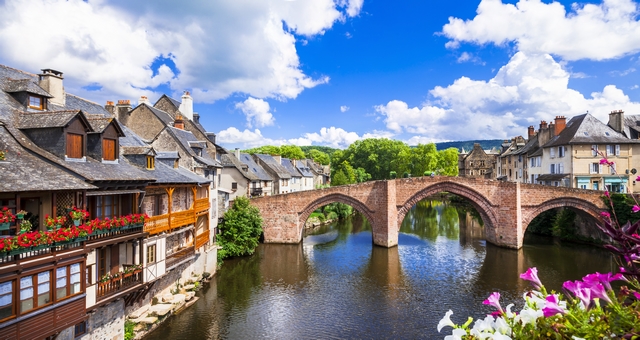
217,196,263,263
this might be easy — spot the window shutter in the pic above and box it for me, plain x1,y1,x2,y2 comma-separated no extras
550,148,555,158
102,139,116,161
615,145,620,156
592,145,598,156
589,163,594,174
66,133,83,158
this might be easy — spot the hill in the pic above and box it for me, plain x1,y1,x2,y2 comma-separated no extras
435,139,504,152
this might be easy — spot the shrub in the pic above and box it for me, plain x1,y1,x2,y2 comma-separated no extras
217,197,263,263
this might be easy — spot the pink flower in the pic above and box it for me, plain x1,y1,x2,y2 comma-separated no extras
636,176,640,182
483,292,503,313
600,211,610,218
604,191,610,198
520,267,542,289
600,158,610,165
633,205,640,213
542,294,566,317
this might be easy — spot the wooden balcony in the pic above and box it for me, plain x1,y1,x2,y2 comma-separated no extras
166,245,195,270
96,271,143,301
145,214,170,235
195,229,210,249
0,238,86,266
194,197,210,216
171,209,195,229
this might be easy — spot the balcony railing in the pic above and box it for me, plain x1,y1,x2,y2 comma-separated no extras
251,187,263,196
195,230,210,249
96,270,143,301
166,245,195,269
0,238,85,264
171,209,195,229
194,197,209,216
144,205,207,236
145,214,170,235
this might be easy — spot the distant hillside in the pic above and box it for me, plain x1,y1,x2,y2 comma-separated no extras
435,139,504,152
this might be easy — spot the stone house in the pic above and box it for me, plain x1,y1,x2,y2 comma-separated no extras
304,159,330,187
218,149,260,214
295,160,315,191
458,143,497,179
253,154,292,194
495,136,526,181
280,158,303,192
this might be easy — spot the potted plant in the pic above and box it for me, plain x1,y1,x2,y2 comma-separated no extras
68,207,89,226
18,220,32,234
44,214,67,231
0,207,15,230
16,210,27,220
99,273,112,284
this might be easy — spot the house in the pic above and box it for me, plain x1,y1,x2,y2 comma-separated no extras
458,143,497,179
219,149,261,213
294,160,315,191
280,158,303,192
253,154,292,194
304,159,330,187
237,153,274,197
495,136,526,181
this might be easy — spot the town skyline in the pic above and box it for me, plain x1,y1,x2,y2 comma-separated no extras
2,0,640,149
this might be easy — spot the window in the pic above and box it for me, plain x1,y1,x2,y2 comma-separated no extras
518,155,522,162
56,267,67,300
74,321,87,338
518,169,522,178
550,148,555,158
150,195,163,216
231,182,238,191
66,133,84,159
20,271,52,313
28,95,45,110
174,159,179,169
580,184,587,189
147,244,156,264
94,195,120,219
550,164,556,174
536,157,541,167
102,139,116,161
469,161,474,167
558,146,565,158
610,162,617,174
479,160,485,167
0,281,13,320
530,158,535,167
590,163,601,174
146,156,155,170
592,145,598,156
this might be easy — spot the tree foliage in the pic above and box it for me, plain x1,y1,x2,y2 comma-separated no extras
329,138,459,183
242,145,305,159
217,196,263,262
307,149,331,165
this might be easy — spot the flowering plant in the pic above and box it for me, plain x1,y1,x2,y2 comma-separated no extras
44,214,67,230
0,207,15,224
18,219,32,233
0,150,6,161
99,273,112,283
69,207,89,221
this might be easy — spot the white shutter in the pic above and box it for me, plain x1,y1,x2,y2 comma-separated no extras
589,163,594,174
550,148,555,158
559,163,564,173
615,145,620,156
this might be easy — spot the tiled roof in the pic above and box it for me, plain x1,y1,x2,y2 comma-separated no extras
295,161,314,178
86,115,123,135
4,79,52,97
18,110,88,129
254,154,291,179
544,113,638,147
0,125,96,192
280,158,302,177
166,126,221,167
239,153,272,181
145,104,174,125
119,124,149,147
156,151,180,159
63,94,111,116
221,154,258,181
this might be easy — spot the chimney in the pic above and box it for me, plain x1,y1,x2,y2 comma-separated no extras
548,122,555,138
206,132,216,144
116,100,132,120
272,155,282,164
554,116,566,135
178,91,193,121
608,110,624,133
527,126,535,140
105,101,115,116
193,113,200,124
539,120,548,130
139,95,150,106
38,69,65,106
538,120,551,146
174,114,184,130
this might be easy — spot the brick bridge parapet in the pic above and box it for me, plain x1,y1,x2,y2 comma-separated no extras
250,177,607,249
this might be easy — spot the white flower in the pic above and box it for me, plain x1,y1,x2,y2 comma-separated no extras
571,337,586,340
438,310,455,332
505,303,516,319
470,315,496,339
491,334,513,340
493,316,511,335
515,306,543,327
444,328,468,340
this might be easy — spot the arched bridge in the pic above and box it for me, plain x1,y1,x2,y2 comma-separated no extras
250,176,607,249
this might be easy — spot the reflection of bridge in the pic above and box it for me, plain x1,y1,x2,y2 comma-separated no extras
251,177,606,249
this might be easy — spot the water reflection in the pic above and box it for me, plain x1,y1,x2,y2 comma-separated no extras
145,200,616,340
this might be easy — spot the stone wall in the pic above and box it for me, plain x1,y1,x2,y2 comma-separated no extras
83,299,126,340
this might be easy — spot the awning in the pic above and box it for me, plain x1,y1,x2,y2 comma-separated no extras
536,173,569,181
86,189,145,196
604,177,628,184
217,187,233,194
575,177,590,184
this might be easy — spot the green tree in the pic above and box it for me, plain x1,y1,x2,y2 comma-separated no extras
331,160,356,186
217,196,263,262
243,145,281,156
437,148,459,176
354,167,371,183
307,149,331,165
410,143,439,175
339,138,411,180
279,145,305,159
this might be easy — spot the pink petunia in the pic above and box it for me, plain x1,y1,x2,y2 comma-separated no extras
634,205,640,213
520,267,543,289
483,292,503,313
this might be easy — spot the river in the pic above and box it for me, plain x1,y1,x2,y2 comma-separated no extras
145,200,616,339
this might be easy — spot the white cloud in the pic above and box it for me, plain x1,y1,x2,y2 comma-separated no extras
442,0,640,61
377,52,640,141
0,0,354,104
346,0,364,17
235,97,275,128
299,127,362,148
340,105,350,112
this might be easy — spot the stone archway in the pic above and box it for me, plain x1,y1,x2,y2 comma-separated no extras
298,193,376,241
521,197,604,236
396,181,500,241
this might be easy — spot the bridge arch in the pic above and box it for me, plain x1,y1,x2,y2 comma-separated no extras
521,197,604,234
299,193,377,239
396,181,499,235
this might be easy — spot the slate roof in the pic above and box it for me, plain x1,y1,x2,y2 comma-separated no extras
4,79,52,97
146,161,211,185
17,110,87,129
156,151,180,159
145,104,174,126
239,153,272,181
63,94,111,116
86,115,124,135
221,154,258,181
0,124,96,192
121,146,154,156
165,126,221,167
254,154,291,179
119,124,148,147
623,115,640,139
280,158,302,177
544,113,638,147
295,161,314,178
513,135,539,156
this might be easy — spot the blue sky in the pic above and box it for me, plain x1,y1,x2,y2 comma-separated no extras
1,0,640,149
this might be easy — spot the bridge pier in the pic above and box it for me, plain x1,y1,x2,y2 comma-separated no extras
372,180,398,248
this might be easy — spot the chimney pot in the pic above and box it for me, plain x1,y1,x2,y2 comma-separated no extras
174,114,185,130
179,91,194,121
38,68,65,106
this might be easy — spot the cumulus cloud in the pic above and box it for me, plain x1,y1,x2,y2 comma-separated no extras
346,0,364,17
442,0,640,61
235,97,275,128
218,125,368,149
340,105,350,112
377,52,640,141
299,127,362,149
0,0,354,104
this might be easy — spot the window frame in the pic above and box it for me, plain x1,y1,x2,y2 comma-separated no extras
28,95,45,110
147,244,156,264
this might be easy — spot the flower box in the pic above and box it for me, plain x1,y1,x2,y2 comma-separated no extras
73,219,81,226
0,223,9,231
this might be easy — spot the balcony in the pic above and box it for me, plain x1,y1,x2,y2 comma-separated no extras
166,245,195,270
251,187,263,196
194,197,209,216
144,198,211,236
195,229,210,249
96,270,143,301
0,238,85,265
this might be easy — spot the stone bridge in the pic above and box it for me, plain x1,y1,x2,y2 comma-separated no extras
250,176,607,249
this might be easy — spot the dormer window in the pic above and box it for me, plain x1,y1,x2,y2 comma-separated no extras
28,95,45,110
102,138,116,161
147,156,155,170
66,133,84,159
174,160,179,169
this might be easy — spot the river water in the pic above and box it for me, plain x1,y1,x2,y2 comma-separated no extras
145,200,616,339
